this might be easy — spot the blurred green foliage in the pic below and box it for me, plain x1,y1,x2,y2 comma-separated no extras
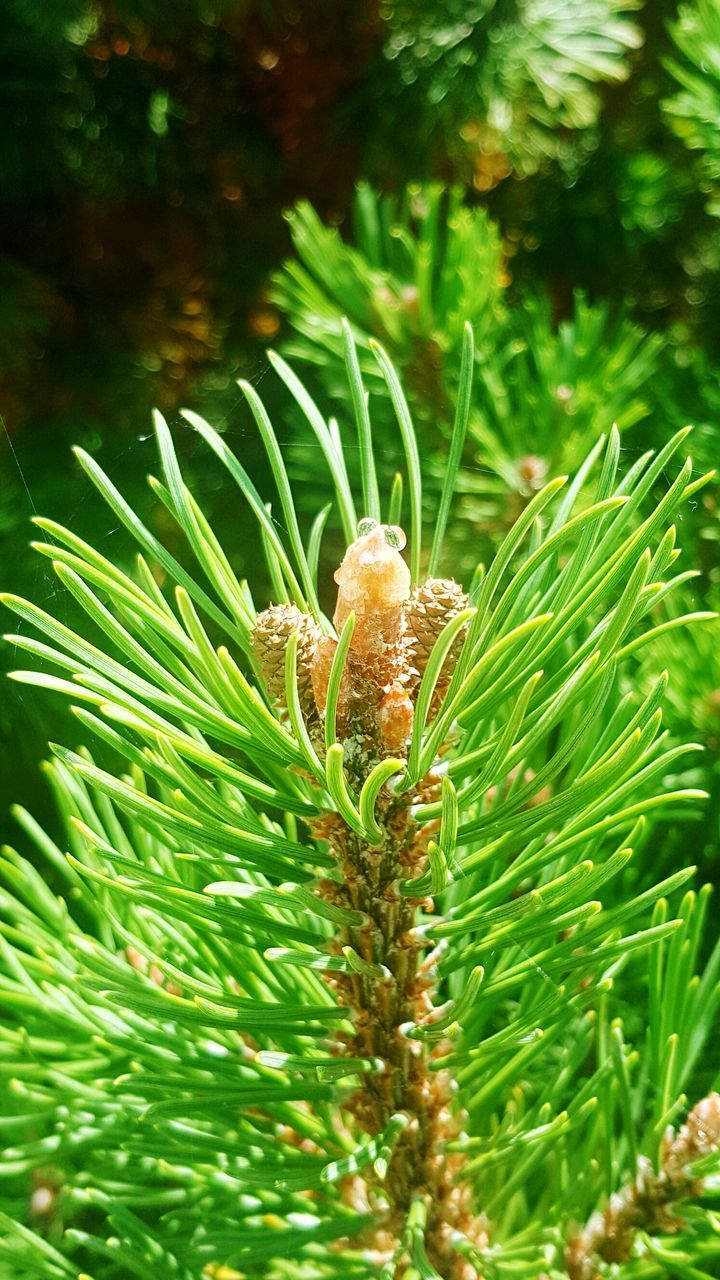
664,0,720,214
377,0,643,176
273,185,664,507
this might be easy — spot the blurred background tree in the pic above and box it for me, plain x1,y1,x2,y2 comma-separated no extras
0,0,718,845
664,0,720,216
271,184,664,520
366,0,644,179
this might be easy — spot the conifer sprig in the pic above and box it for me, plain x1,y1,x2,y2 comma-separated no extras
0,336,718,1278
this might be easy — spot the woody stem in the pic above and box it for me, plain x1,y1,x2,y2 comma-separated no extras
318,802,477,1274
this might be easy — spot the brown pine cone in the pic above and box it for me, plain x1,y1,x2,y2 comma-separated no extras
405,578,469,695
252,604,321,714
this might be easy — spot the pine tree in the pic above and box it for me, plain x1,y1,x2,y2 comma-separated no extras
1,335,719,1278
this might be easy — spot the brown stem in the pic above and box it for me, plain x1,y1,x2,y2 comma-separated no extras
314,794,486,1276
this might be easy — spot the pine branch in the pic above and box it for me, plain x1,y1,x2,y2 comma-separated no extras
0,333,716,1278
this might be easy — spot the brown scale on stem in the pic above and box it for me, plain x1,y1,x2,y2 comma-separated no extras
252,520,484,1276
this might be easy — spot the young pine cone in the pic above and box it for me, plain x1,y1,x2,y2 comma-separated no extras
405,578,469,697
252,604,321,715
